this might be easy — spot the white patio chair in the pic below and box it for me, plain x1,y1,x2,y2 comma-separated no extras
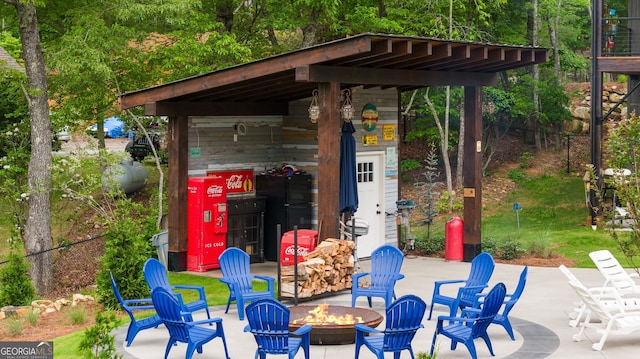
558,264,607,328
567,280,640,351
589,250,640,296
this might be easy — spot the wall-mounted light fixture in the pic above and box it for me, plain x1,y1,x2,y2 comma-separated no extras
341,89,354,122
308,89,320,123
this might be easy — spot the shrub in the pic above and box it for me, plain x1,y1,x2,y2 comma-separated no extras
507,168,526,183
3,318,23,337
96,209,156,310
26,310,38,325
68,306,87,325
498,238,525,260
481,237,498,256
520,151,534,168
78,310,123,359
415,235,444,255
0,251,35,307
527,231,553,259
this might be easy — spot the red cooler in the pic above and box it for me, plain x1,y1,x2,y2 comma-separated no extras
280,229,318,266
187,177,228,272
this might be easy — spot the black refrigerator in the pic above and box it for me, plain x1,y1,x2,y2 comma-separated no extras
256,174,313,261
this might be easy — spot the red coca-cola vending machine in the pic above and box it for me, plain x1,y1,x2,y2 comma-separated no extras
187,177,228,272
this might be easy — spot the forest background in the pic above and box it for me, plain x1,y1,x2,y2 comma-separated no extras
0,0,621,299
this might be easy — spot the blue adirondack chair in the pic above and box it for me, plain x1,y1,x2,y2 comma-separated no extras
143,258,211,321
110,272,162,347
428,252,495,320
218,247,275,320
244,298,312,359
430,282,507,359
352,244,405,308
151,287,230,359
467,266,528,340
354,294,426,359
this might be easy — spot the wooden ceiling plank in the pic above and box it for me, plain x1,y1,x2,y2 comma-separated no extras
337,40,412,67
395,42,452,69
379,42,433,67
414,44,470,70
436,46,488,71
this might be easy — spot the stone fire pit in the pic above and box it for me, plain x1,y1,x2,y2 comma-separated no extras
288,304,383,345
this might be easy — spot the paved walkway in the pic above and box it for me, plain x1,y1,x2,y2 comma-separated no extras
116,256,637,359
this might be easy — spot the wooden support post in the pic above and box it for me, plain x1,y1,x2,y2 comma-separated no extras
463,87,483,261
167,115,189,271
316,82,341,242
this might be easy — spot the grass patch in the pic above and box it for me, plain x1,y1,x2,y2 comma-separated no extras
413,174,632,267
67,306,87,325
52,274,258,358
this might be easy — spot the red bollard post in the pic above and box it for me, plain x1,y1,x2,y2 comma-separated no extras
445,217,464,261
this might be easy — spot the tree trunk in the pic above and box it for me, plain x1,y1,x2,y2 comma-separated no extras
530,0,541,150
11,0,53,295
425,88,453,211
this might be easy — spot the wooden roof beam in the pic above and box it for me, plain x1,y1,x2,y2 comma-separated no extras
295,65,496,87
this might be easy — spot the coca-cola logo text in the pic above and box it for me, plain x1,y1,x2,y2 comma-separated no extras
284,245,308,257
207,185,224,196
226,175,244,189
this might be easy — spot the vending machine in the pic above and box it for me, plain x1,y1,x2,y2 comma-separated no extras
187,177,228,271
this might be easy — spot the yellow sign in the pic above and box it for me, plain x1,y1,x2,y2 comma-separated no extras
383,125,395,141
362,134,378,145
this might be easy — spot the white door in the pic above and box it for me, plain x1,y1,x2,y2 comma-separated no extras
352,152,385,259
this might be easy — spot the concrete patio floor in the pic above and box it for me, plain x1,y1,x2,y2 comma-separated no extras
115,256,639,359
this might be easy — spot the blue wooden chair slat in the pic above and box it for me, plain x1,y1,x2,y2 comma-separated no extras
430,282,507,359
109,272,162,347
151,287,230,359
143,258,211,322
352,245,405,308
428,252,495,319
355,294,426,359
244,298,311,359
219,247,275,320
468,266,528,340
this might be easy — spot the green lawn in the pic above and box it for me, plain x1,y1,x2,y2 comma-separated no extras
414,174,635,268
53,273,270,358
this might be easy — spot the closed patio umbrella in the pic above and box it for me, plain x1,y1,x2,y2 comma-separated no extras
340,121,358,216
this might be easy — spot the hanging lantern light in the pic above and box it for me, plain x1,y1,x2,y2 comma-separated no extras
341,89,354,122
308,89,320,123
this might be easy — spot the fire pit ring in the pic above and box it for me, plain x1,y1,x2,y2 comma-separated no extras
288,305,383,345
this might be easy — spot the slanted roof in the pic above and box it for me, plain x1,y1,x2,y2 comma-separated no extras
119,33,548,116
0,46,23,73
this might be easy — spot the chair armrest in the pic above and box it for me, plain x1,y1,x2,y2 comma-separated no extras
292,324,312,336
461,307,481,318
173,285,207,300
123,303,156,311
254,275,276,294
352,272,370,282
437,315,478,325
254,275,275,284
189,317,223,326
433,279,466,294
354,324,381,334
123,298,155,307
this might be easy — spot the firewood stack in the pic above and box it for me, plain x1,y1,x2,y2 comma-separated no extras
280,238,356,299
